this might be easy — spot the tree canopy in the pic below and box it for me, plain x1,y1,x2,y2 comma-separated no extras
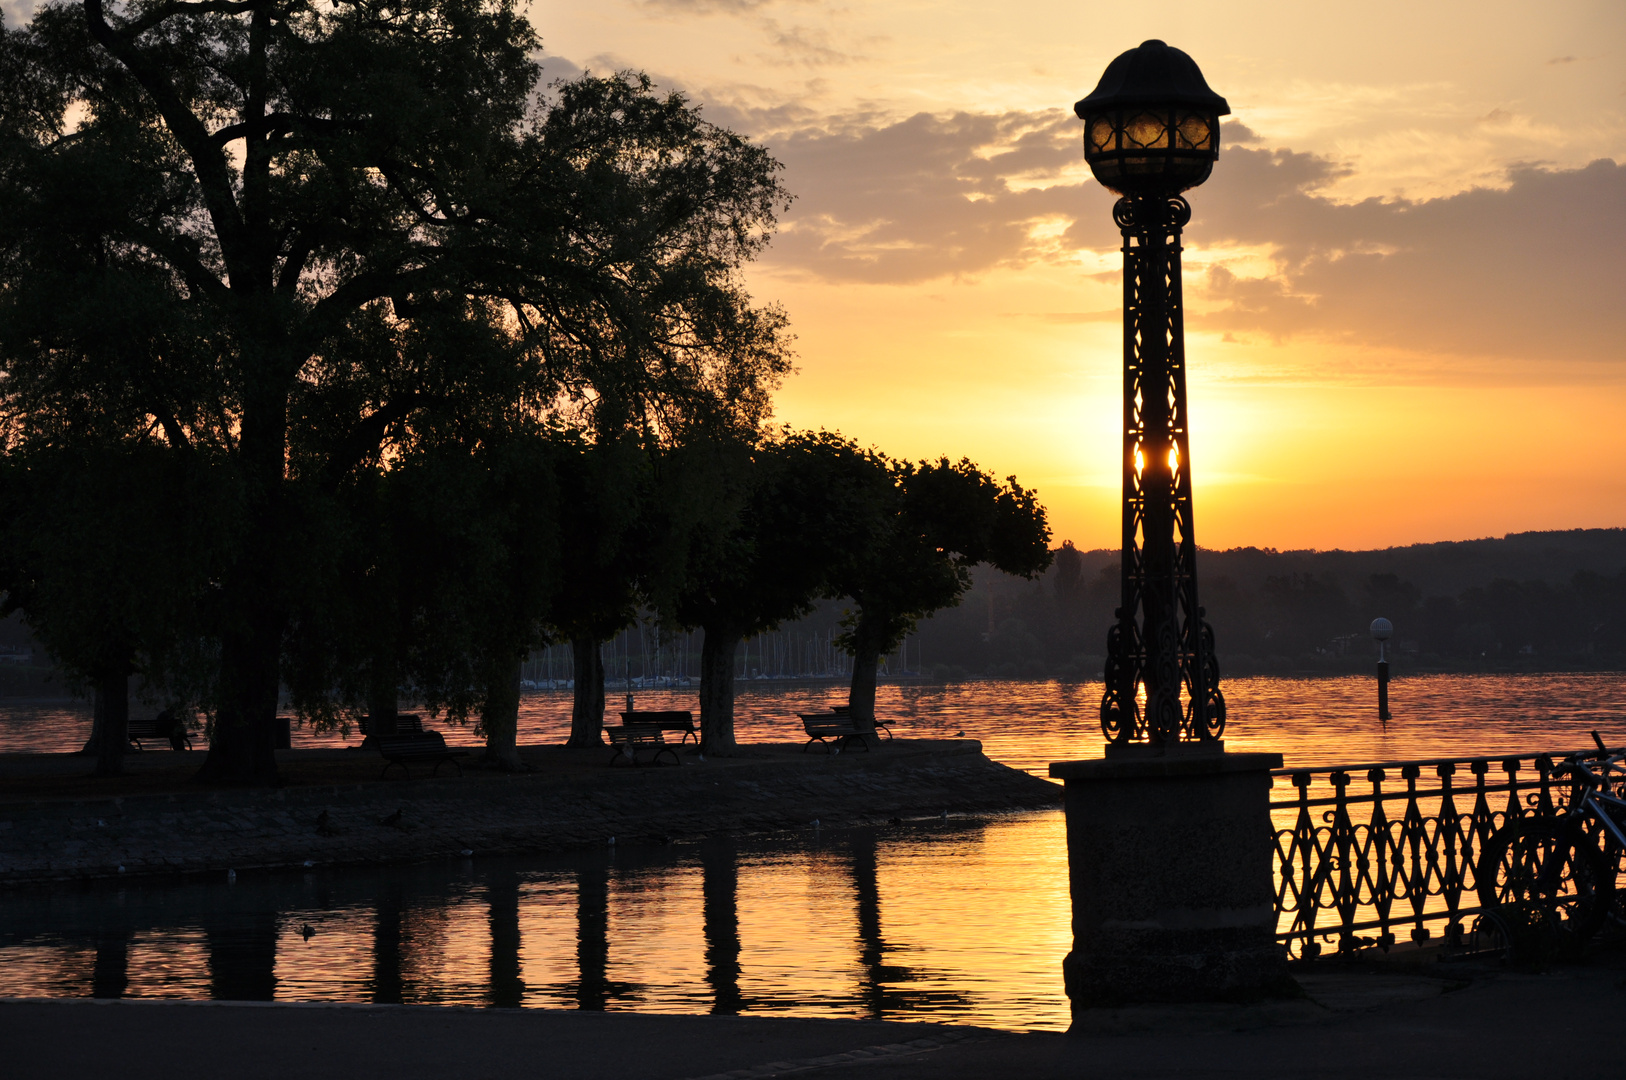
0,0,791,781
672,430,892,753
829,457,1053,725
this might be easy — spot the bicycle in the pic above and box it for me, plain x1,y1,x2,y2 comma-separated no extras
1476,731,1626,960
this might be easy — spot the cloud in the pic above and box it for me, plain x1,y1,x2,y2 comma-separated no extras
536,54,586,83
641,0,774,11
759,108,1095,282
759,19,861,67
1,0,37,26
1188,151,1626,366
749,106,1626,369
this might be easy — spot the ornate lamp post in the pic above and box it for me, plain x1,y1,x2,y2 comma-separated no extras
1078,40,1229,748
1048,47,1290,1009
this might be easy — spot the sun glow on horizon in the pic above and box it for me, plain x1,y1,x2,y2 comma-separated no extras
531,0,1626,552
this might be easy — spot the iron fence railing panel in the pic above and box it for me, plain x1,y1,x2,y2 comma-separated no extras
1269,748,1617,961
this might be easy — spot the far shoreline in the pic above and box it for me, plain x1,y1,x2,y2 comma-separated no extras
7,664,1626,710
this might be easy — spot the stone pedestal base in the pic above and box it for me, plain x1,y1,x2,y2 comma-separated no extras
1048,750,1291,1017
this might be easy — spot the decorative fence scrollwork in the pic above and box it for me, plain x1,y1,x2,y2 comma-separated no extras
1271,750,1591,961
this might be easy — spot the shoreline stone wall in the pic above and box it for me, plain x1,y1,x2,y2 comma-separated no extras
0,740,1058,885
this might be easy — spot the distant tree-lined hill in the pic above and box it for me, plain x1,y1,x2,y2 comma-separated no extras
6,530,1622,698
906,529,1626,680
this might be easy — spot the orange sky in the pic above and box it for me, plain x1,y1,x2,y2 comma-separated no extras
543,3,1619,548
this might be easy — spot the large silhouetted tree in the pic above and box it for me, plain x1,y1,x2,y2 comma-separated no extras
0,444,226,775
548,437,647,747
674,432,890,754
0,4,789,782
831,458,1052,727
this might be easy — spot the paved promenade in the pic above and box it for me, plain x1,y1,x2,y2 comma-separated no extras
5,948,1623,1079
0,741,1057,884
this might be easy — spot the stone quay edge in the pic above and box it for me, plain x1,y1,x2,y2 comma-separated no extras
0,739,1059,885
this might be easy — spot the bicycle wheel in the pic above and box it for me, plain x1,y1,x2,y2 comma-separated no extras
1477,817,1613,958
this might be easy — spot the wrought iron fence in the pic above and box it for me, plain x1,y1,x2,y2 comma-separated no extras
1270,749,1602,961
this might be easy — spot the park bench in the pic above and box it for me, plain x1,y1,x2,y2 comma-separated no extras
377,731,468,779
799,714,875,754
829,705,892,739
619,710,697,744
358,713,425,739
607,724,682,767
127,714,191,751
798,706,892,753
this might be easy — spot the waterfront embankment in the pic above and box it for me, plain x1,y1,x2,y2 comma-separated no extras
5,944,1625,1079
0,739,1058,885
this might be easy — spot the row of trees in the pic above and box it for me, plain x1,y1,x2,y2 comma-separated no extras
904,532,1626,680
0,0,1051,780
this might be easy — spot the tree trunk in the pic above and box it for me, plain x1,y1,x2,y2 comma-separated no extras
567,637,606,746
195,374,288,786
846,651,880,732
698,627,740,756
481,654,524,771
366,654,400,741
846,616,883,744
79,694,104,756
91,670,129,777
198,607,285,784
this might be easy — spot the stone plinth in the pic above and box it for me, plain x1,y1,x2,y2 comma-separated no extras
1048,748,1291,1017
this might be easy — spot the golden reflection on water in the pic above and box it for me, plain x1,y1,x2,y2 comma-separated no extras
4,674,1625,1028
0,815,1075,1031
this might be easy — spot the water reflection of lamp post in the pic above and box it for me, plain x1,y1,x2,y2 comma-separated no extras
1080,40,1229,749
1371,617,1393,722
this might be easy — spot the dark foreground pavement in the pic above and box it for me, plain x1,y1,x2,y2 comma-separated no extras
5,950,1625,1080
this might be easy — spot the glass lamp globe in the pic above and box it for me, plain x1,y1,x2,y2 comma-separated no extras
1075,40,1230,196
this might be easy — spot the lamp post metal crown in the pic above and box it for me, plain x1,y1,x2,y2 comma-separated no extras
1081,40,1228,747
1075,39,1230,196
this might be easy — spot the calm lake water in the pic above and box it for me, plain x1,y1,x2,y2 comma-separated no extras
7,671,1626,773
2,673,1624,1031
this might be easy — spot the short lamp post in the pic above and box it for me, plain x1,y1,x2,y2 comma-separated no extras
1371,617,1393,722
1048,42,1290,1015
1081,40,1229,750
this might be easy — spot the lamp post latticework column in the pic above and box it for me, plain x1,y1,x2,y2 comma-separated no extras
1074,39,1229,747
1100,193,1224,746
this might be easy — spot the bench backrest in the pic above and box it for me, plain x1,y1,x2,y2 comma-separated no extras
377,731,448,755
608,724,667,745
360,714,425,737
802,715,859,735
619,710,694,732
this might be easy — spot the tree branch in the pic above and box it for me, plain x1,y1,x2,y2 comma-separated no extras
124,224,230,305
114,0,258,40
276,228,318,296
212,112,293,147
83,0,252,286
317,393,429,492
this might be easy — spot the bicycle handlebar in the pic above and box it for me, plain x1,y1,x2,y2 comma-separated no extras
1556,760,1603,788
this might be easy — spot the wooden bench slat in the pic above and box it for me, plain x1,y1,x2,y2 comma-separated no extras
799,714,872,754
377,730,467,779
606,724,681,767
619,711,697,743
127,714,192,752
359,714,425,738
